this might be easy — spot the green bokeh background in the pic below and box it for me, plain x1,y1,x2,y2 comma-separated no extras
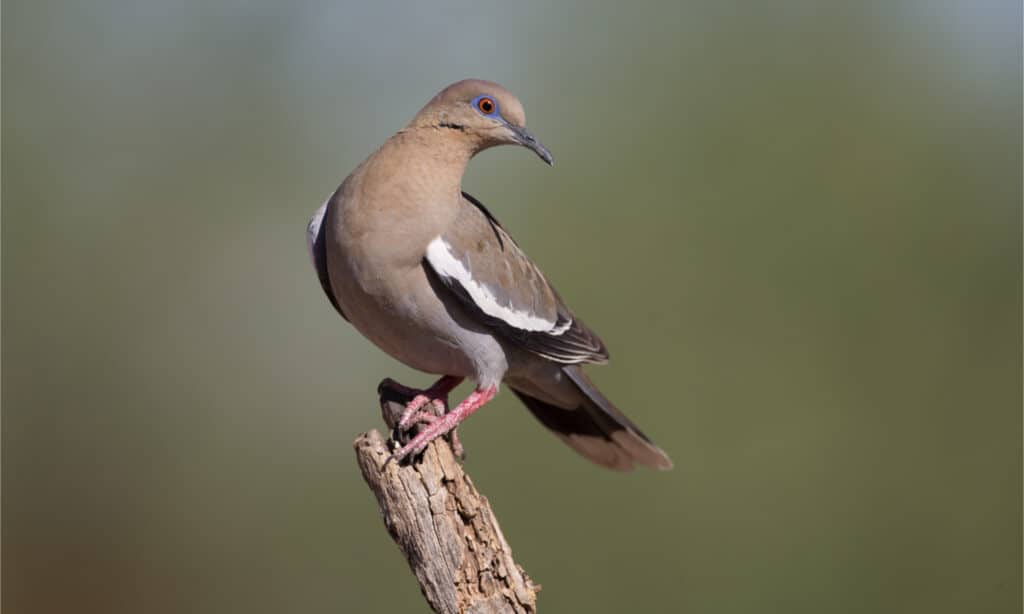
3,1,1021,612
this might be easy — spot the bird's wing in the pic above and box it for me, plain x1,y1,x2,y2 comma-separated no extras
510,365,673,471
306,195,348,320
424,192,608,364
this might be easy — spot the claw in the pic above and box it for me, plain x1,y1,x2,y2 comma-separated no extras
387,385,496,465
392,378,461,428
379,376,487,465
397,394,434,430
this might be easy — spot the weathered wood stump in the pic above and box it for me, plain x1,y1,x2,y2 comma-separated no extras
354,381,539,614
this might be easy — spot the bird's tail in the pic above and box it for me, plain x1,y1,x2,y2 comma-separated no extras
510,365,673,471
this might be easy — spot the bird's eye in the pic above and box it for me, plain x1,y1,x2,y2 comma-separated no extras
477,97,495,114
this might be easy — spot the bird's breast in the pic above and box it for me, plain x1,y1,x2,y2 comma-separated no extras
323,194,476,376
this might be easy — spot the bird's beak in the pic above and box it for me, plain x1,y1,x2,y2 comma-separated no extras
510,125,553,165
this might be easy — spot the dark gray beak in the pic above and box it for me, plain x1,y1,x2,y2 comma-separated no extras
510,125,553,165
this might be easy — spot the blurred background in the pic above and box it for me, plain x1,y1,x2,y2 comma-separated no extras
3,1,1021,612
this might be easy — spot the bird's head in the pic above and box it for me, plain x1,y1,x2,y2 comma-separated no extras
409,79,553,165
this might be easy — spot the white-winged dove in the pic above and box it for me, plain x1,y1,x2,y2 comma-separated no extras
307,79,671,471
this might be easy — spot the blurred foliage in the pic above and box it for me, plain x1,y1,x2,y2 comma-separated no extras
3,1,1021,613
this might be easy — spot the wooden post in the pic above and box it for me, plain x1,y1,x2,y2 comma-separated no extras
354,381,540,614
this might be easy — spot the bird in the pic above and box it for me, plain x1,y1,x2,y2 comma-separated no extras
307,79,672,471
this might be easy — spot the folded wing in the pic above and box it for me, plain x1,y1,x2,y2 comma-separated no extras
424,192,607,364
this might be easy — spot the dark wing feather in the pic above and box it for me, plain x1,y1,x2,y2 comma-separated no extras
307,197,347,320
512,365,672,470
424,192,607,365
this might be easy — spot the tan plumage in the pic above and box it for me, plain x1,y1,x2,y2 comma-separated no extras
308,79,671,470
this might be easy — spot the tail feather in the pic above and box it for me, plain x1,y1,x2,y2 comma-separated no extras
511,365,673,471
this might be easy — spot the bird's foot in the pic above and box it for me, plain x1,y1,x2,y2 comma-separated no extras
394,408,465,459
397,396,446,430
379,375,465,463
387,385,495,466
383,375,464,430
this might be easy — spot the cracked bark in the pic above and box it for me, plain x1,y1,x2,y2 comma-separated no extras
354,381,540,614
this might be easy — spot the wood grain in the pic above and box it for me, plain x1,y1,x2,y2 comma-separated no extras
354,381,539,614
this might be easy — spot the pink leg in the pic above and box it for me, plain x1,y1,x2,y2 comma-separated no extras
385,375,464,431
388,385,497,464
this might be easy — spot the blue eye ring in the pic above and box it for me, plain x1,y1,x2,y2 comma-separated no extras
472,95,499,117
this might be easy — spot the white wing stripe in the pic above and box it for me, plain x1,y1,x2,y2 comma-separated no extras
426,237,558,332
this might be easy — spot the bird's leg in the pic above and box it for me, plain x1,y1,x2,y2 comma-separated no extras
388,385,496,465
396,411,464,458
388,375,464,431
